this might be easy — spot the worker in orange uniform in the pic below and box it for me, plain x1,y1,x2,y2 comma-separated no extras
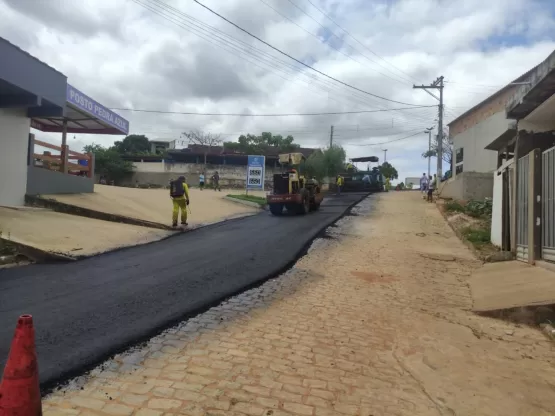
170,175,190,227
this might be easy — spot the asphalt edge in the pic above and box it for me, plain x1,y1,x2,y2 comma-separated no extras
40,192,371,395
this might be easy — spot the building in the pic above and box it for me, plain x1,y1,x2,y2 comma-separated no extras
0,37,129,206
122,144,317,188
404,177,420,189
149,139,175,155
483,49,555,264
441,69,536,201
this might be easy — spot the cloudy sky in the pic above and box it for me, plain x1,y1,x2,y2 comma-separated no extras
1,0,554,181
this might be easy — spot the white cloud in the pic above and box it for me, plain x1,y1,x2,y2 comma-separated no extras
1,0,553,182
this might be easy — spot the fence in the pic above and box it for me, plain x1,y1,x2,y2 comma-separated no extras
543,146,555,262
31,137,92,178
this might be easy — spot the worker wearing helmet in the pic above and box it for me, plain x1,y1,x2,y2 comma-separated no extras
169,175,190,227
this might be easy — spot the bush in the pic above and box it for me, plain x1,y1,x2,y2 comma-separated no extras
444,201,465,213
465,198,493,218
461,226,491,246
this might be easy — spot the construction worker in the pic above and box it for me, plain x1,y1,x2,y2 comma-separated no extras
170,175,190,227
336,174,344,195
212,171,221,191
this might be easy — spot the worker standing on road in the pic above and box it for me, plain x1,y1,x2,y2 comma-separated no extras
212,171,221,191
170,175,190,227
336,175,344,195
427,174,437,202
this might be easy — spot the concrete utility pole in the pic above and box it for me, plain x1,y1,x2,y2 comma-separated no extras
329,125,334,147
424,126,434,179
382,149,388,162
413,76,444,179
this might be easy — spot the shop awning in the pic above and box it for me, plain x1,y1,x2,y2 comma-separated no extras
30,84,129,135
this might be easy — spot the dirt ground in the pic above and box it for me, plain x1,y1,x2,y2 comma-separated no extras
44,191,555,416
0,207,172,257
46,185,261,226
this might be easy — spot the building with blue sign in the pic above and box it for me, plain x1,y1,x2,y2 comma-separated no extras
0,37,129,206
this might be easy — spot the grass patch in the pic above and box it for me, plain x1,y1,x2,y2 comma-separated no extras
461,226,491,247
227,194,267,206
444,200,466,213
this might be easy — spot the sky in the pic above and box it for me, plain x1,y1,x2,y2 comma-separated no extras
1,0,554,182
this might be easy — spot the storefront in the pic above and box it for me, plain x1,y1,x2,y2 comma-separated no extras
0,36,129,206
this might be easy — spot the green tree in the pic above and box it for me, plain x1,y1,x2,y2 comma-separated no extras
113,134,150,154
380,161,398,180
84,144,134,183
302,145,346,181
224,132,300,154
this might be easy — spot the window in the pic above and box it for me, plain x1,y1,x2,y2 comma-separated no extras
455,147,464,175
455,148,464,164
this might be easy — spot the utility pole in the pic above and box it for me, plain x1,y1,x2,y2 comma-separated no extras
414,76,444,179
382,149,388,163
424,127,434,179
329,125,334,148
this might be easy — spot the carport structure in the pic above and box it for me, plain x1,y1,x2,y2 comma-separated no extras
0,36,129,205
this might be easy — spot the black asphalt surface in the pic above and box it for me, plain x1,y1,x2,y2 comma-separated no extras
0,192,368,388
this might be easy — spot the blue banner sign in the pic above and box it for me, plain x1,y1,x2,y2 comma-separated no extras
66,84,129,134
247,155,265,190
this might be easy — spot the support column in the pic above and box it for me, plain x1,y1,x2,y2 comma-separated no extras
61,119,68,174
511,123,520,253
27,133,35,166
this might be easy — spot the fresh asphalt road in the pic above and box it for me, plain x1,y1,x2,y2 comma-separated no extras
0,192,368,388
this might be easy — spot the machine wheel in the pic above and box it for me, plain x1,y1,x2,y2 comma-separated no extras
269,203,284,216
297,189,310,215
311,201,321,211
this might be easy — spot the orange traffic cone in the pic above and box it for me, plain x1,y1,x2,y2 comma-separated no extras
0,315,42,415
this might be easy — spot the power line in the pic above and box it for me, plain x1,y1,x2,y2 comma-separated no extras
190,0,423,107
304,0,420,84
110,105,434,117
280,0,408,85
132,0,434,123
257,0,406,85
345,130,425,146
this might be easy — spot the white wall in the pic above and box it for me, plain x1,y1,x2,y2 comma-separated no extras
0,109,30,206
452,111,509,176
491,170,503,247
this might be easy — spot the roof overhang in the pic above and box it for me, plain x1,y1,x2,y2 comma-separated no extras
30,84,129,135
506,50,555,120
484,123,517,151
0,37,66,113
350,156,379,163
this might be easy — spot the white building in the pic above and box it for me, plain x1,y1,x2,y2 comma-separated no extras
441,70,535,201
484,49,555,264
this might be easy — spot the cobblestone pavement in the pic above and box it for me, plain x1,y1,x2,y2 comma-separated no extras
44,192,555,416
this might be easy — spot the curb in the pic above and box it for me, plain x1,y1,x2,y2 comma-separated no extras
25,195,173,231
1,237,75,263
224,196,267,210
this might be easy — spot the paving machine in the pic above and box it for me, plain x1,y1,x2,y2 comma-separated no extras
339,156,385,192
266,153,324,216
